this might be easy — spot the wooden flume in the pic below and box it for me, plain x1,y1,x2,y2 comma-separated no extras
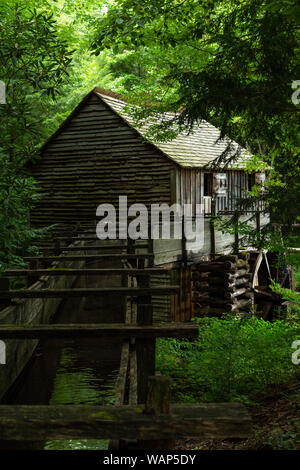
0,224,251,447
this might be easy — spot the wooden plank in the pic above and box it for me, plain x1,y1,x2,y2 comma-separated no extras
115,341,130,406
0,286,179,299
128,345,138,405
37,244,149,252
136,335,155,404
4,268,169,277
0,403,251,440
210,199,216,258
23,254,154,262
0,323,199,339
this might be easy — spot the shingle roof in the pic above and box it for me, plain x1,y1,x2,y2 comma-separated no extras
95,90,251,169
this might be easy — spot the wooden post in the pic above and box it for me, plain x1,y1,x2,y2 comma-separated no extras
127,238,135,266
210,199,216,260
135,236,156,404
145,376,171,416
121,271,128,323
148,238,154,268
234,211,239,254
255,210,261,249
181,217,187,267
289,265,295,291
256,210,261,235
136,258,155,404
0,277,10,310
27,260,37,287
137,376,172,449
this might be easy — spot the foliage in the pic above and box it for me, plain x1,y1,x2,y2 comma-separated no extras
94,0,300,241
156,314,299,404
0,0,73,163
0,158,50,271
32,0,114,140
259,420,300,450
270,280,300,326
270,281,300,306
0,1,73,267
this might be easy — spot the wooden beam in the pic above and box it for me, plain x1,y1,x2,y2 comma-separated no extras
210,199,216,260
0,286,179,299
23,254,154,262
0,322,198,339
191,261,237,272
114,341,130,406
38,244,149,252
0,403,251,441
4,268,169,277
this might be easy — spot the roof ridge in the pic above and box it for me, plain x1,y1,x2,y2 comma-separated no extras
92,87,127,103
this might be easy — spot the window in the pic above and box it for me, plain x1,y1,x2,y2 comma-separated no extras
204,173,213,196
248,173,255,191
215,173,228,196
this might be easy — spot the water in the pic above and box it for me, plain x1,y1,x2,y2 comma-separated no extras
0,263,124,450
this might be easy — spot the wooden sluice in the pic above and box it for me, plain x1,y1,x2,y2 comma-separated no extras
0,223,251,448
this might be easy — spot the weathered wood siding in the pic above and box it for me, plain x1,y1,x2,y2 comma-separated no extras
151,268,192,323
30,94,174,227
173,168,202,210
173,168,251,214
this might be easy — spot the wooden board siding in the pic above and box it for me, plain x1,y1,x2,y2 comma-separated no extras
173,168,251,215
227,171,249,212
151,268,192,324
30,94,175,227
174,168,203,213
151,272,171,323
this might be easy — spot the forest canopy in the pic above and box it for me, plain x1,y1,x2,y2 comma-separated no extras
0,0,299,267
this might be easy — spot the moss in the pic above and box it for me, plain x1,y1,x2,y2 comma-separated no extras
89,411,114,420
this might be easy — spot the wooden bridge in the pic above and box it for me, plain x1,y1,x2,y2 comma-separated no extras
0,224,251,449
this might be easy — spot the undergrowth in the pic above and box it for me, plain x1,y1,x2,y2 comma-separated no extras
156,313,300,404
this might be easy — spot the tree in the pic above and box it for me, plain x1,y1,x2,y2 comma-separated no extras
0,1,73,163
0,0,73,268
93,0,300,241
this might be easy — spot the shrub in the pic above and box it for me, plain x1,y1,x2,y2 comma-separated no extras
156,314,299,404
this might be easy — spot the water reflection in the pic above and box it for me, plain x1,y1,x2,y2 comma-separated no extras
1,264,123,450
44,346,117,450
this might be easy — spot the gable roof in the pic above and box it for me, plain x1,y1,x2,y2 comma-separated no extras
42,87,251,169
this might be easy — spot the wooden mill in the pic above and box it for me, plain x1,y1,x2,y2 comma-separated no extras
0,88,268,447
25,88,268,321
